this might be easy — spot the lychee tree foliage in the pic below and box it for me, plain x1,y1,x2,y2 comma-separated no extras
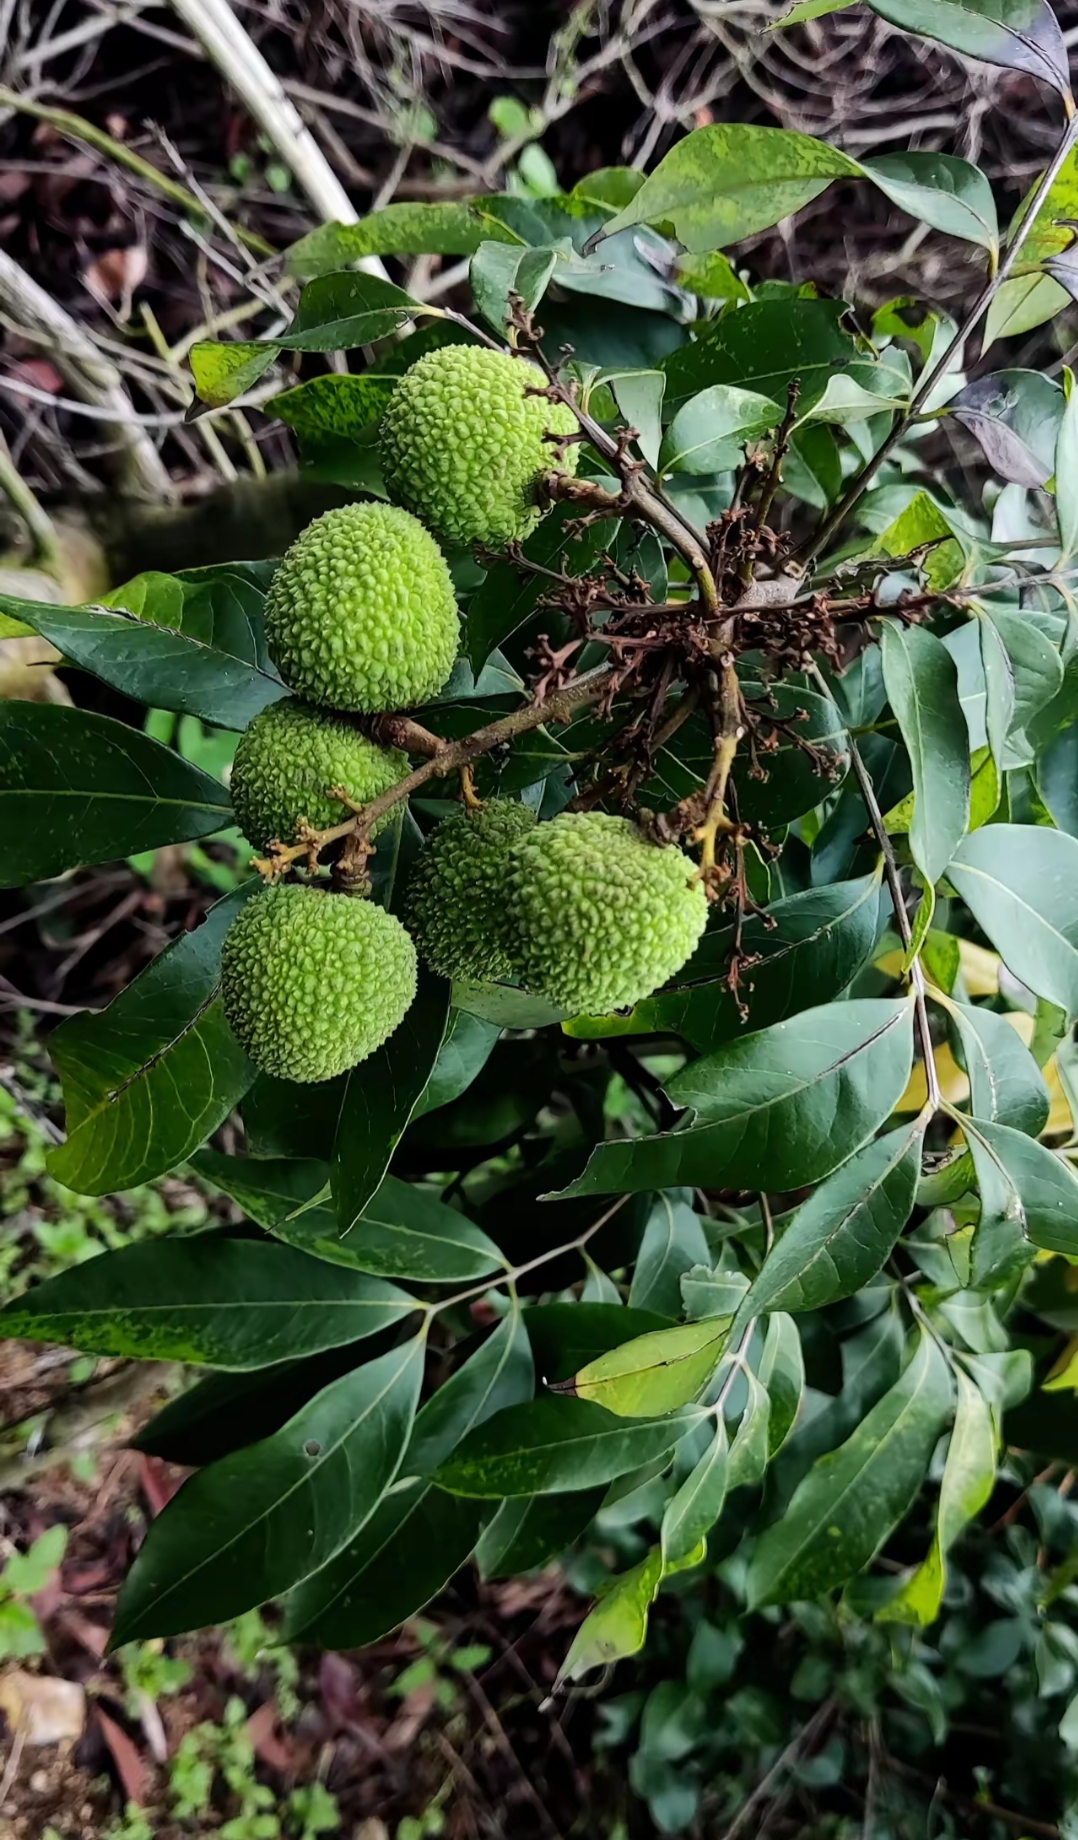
6,0,1078,1706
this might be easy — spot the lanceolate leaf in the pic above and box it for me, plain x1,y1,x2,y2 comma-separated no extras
48,885,255,1196
628,1193,711,1317
879,1365,997,1626
758,1314,806,1456
658,385,782,476
563,1320,730,1418
286,201,521,277
747,1331,954,1608
333,966,451,1233
0,1241,415,1368
868,0,1070,97
435,1396,704,1498
0,702,232,887
563,873,883,1051
526,1305,674,1383
2,572,285,731
282,1312,533,1644
556,1548,663,1685
736,1114,928,1324
661,1417,729,1569
318,1178,502,1284
661,299,858,416
282,1482,484,1649
966,1117,1078,1261
947,825,1078,1019
477,1489,606,1578
858,152,999,252
189,1151,329,1227
556,1000,914,1200
941,998,1050,1135
596,124,858,252
725,1371,773,1493
880,620,970,887
111,1335,426,1643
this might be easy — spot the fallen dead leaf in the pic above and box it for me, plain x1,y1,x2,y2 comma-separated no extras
96,1706,147,1804
0,1669,85,1745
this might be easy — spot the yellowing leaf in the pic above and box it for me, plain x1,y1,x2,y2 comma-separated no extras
1044,1333,1078,1392
556,1547,663,1685
561,1319,730,1418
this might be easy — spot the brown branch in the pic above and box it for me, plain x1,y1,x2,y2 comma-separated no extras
255,664,614,878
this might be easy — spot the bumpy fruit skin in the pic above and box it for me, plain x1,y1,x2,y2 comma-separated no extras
263,503,459,712
230,699,407,851
505,812,707,1015
378,345,580,548
221,884,417,1082
404,800,536,982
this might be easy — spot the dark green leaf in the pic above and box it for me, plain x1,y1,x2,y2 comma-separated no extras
658,385,782,475
628,1193,711,1317
0,1240,414,1367
943,998,1049,1135
189,1150,329,1226
282,1481,483,1647
747,1331,953,1607
111,1335,426,1642
282,1311,532,1643
471,241,558,331
0,702,232,886
661,300,857,416
333,966,451,1232
477,1489,606,1577
565,872,883,1051
556,999,914,1200
526,1304,673,1384
640,682,849,829
48,885,254,1195
324,1177,501,1284
405,1311,535,1476
948,825,1078,1018
276,273,424,351
464,503,619,673
2,572,284,731
736,1116,926,1322
597,124,858,252
868,0,1070,98
880,620,970,887
413,1010,501,1118
451,980,569,1030
435,1396,703,1497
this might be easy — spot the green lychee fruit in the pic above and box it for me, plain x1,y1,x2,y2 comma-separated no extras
378,345,580,549
221,883,417,1082
230,698,407,852
504,812,708,1015
404,799,537,982
262,503,459,712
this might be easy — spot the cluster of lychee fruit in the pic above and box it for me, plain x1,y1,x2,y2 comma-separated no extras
220,344,708,1084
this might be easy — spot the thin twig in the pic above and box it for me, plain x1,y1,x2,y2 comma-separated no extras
799,109,1078,570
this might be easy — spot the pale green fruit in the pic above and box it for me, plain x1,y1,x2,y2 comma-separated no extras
378,345,579,548
505,812,708,1015
263,502,459,712
231,699,407,851
221,884,417,1082
404,800,536,982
